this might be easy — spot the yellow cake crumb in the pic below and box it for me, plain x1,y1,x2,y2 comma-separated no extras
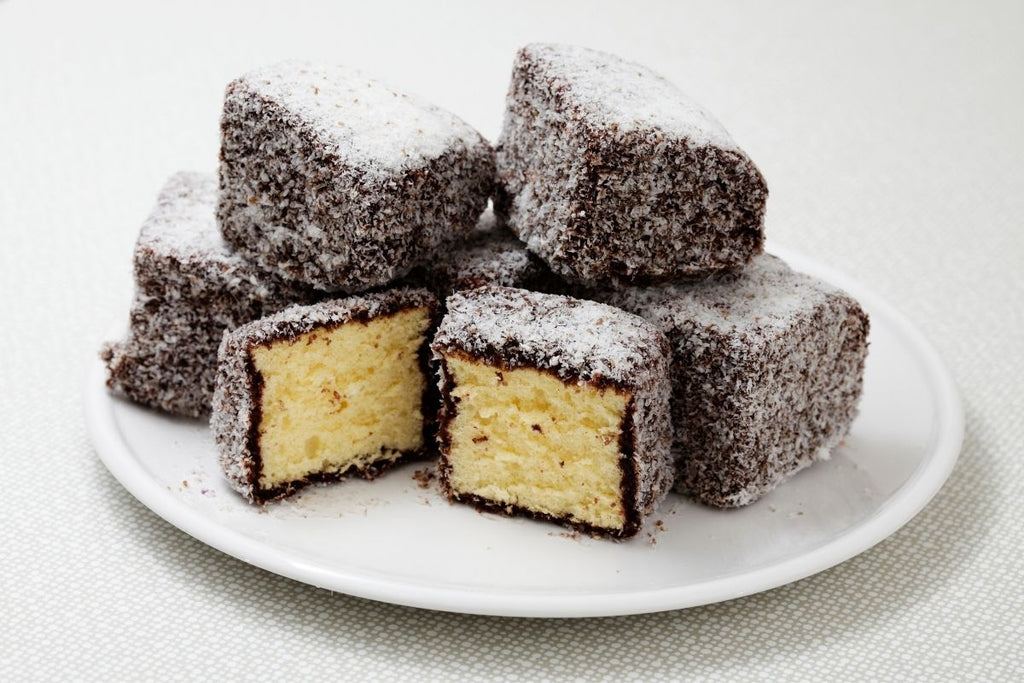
252,307,430,488
443,354,630,530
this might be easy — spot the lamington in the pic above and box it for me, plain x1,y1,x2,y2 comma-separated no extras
212,288,439,504
218,60,494,292
599,254,870,508
431,286,674,538
101,172,314,418
494,43,768,287
419,209,563,297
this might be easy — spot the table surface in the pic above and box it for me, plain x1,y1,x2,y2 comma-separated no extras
2,0,1021,680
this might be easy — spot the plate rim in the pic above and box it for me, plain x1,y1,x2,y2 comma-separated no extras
85,245,964,617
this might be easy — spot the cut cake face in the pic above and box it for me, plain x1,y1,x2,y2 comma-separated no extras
212,288,439,503
494,43,768,287
218,60,494,292
101,172,314,417
431,286,674,538
600,254,870,507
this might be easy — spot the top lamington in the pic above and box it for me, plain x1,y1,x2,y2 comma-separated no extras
229,61,487,176
518,44,739,149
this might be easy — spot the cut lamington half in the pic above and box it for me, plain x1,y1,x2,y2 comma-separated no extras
431,286,674,539
212,288,439,503
495,43,768,287
100,171,315,417
599,254,870,508
218,60,494,292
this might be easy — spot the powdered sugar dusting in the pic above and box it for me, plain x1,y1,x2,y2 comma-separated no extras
524,44,737,150
138,172,232,260
598,254,870,508
236,61,484,174
604,254,836,338
433,286,667,386
423,209,560,295
102,172,317,417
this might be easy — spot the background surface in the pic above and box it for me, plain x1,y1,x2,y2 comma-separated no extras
2,0,1022,680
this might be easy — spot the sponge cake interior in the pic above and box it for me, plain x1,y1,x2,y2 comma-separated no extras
442,353,630,532
251,306,431,490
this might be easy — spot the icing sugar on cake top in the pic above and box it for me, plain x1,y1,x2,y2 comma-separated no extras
522,43,738,150
219,60,494,292
494,43,767,286
614,254,835,338
434,286,664,386
235,61,485,175
102,172,316,418
137,171,234,263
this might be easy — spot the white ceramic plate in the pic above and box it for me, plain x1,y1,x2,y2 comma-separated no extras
85,246,963,618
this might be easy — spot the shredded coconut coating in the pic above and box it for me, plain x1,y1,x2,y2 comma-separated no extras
101,172,316,417
212,287,439,504
218,60,494,292
597,254,871,508
418,209,564,296
431,286,675,536
494,43,768,287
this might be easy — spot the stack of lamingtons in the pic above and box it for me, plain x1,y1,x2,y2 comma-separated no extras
102,45,869,540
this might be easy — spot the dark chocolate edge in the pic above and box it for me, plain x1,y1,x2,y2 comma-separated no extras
433,350,642,540
617,396,641,538
242,291,441,505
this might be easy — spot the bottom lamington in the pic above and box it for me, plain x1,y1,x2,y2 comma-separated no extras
599,254,870,507
431,286,674,539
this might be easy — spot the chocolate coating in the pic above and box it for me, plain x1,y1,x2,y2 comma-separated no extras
101,172,316,417
414,209,566,297
218,61,494,292
597,254,870,508
495,44,768,287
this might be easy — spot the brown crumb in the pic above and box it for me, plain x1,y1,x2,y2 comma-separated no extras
531,423,543,433
411,467,435,489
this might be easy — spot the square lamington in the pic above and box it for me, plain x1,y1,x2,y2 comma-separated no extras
218,61,494,292
101,172,314,417
495,44,768,287
601,254,870,507
431,286,674,538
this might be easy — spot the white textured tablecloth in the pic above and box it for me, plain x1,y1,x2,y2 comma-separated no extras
2,0,1022,679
